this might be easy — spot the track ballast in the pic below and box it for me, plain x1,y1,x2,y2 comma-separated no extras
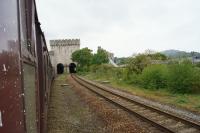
71,74,200,133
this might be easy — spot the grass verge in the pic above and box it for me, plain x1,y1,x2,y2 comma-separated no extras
83,73,200,114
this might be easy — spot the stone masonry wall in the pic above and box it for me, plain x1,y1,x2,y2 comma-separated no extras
49,39,80,73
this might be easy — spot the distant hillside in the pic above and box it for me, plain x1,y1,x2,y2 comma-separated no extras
161,50,200,58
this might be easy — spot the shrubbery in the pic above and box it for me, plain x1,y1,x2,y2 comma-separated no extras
167,64,193,93
139,65,168,90
191,68,200,92
121,68,138,84
135,63,200,93
88,63,200,94
89,64,114,79
77,51,200,94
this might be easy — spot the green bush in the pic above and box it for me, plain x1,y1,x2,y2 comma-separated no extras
122,68,139,84
196,62,200,68
113,68,123,81
89,64,99,73
139,65,168,89
89,64,115,79
167,64,198,93
126,54,151,74
89,64,125,82
190,67,200,93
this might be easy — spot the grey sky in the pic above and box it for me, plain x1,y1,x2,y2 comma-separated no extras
36,0,200,57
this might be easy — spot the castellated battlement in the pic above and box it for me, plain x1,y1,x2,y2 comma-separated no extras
50,39,80,47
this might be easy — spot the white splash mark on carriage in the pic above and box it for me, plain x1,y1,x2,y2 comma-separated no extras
2,64,7,72
0,111,3,127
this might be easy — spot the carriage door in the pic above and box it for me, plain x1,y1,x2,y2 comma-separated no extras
23,64,37,133
20,0,38,132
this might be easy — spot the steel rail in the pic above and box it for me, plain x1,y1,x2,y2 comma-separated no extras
71,74,200,133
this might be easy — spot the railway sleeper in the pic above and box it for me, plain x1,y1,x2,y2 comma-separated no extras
150,114,166,121
157,118,175,125
177,127,199,133
168,122,187,131
123,104,137,108
143,112,158,118
114,99,133,107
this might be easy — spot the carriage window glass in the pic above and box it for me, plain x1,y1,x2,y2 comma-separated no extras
23,1,36,55
0,1,18,52
30,4,36,56
19,0,28,50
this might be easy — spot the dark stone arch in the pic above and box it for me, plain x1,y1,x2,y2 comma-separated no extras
57,63,64,74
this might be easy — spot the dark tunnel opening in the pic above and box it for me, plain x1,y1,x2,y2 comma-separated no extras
57,63,64,74
69,63,76,73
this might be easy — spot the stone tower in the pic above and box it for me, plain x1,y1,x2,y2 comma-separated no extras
49,39,80,74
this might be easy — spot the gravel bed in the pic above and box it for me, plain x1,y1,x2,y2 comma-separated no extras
83,77,200,124
68,76,153,133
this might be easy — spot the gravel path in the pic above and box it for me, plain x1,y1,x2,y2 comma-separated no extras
47,75,105,133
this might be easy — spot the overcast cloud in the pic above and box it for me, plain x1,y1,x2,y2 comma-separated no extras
36,0,200,57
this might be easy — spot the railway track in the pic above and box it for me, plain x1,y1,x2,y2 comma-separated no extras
71,74,200,133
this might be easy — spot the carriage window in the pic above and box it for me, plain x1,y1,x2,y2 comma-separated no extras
19,0,28,50
20,0,36,56
30,3,36,56
0,1,18,52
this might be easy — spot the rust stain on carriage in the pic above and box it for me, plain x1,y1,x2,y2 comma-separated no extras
0,43,25,132
0,0,27,133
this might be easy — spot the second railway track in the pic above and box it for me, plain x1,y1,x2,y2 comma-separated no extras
71,74,200,133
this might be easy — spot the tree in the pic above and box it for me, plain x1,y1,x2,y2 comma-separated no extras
92,47,109,65
148,53,167,60
72,48,93,71
116,57,130,65
126,54,151,74
144,49,156,55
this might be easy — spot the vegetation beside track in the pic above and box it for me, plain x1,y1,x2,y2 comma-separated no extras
72,48,200,113
80,64,200,113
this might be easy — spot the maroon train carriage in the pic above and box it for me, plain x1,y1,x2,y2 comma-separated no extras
0,0,54,133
